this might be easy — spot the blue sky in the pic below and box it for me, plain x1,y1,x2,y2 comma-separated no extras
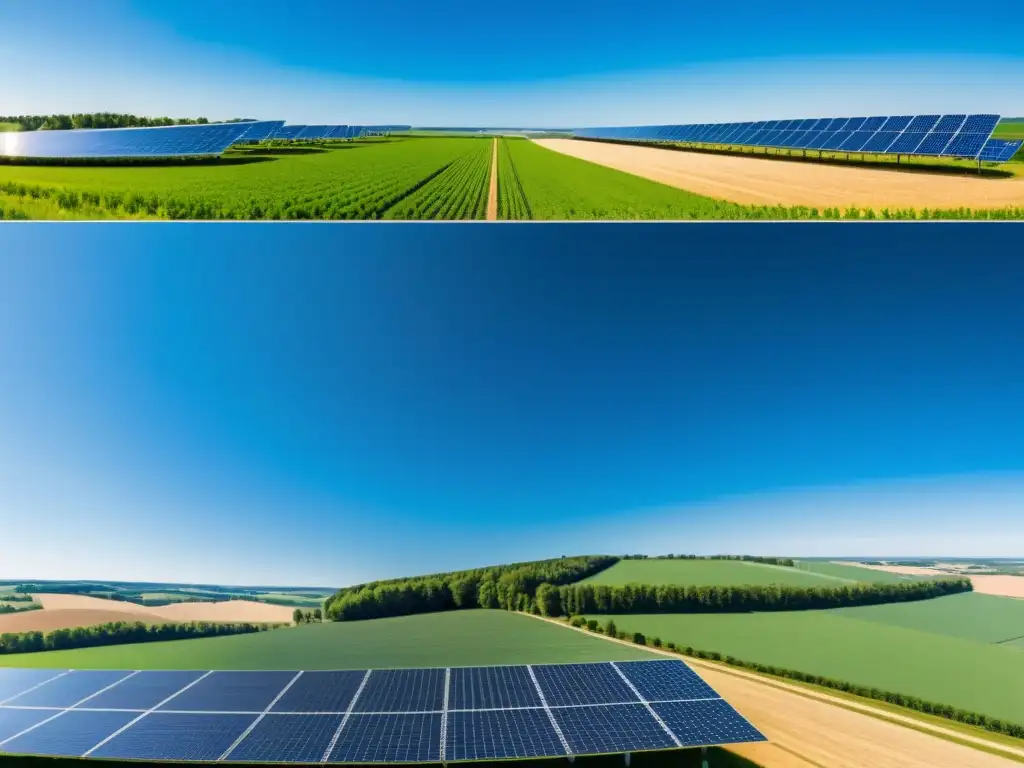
0,224,1022,586
1,0,1022,125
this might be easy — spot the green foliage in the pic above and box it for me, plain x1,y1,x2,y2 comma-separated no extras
651,636,663,648
559,578,971,615
0,113,214,131
621,554,795,566
325,556,617,621
604,619,618,637
569,615,588,628
292,609,304,624
0,603,41,615
496,138,531,219
0,621,277,656
631,631,646,645
535,583,562,617
584,558,887,588
586,619,599,632
382,139,490,219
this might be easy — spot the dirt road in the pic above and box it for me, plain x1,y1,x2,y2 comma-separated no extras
526,614,1023,768
533,139,1024,210
487,138,498,220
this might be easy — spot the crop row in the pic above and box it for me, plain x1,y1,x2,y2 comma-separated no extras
384,139,491,220
497,138,531,220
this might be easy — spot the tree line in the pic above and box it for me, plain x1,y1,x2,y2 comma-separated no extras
0,620,284,656
540,578,971,616
566,615,1022,739
0,114,257,131
620,554,796,566
293,608,323,624
324,556,618,621
0,603,41,615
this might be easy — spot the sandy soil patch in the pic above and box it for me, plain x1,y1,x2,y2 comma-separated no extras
968,575,1024,598
527,614,1024,768
15,593,295,632
0,608,163,634
833,562,946,577
533,139,1024,210
487,138,498,221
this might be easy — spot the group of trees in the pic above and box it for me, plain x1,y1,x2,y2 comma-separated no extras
0,114,214,132
566,615,1022,739
292,608,323,624
324,556,618,622
620,554,796,566
542,578,972,617
0,620,283,656
0,603,40,615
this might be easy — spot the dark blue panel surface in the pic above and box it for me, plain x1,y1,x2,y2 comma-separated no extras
92,712,256,761
821,131,853,150
327,713,441,763
0,670,68,704
2,710,138,757
447,709,565,761
615,661,718,702
887,131,927,154
272,671,366,713
6,671,131,708
83,671,205,711
449,666,540,710
792,130,823,149
553,704,675,756
881,115,914,131
904,115,941,133
860,116,888,131
653,700,766,747
533,663,637,707
0,707,62,743
226,714,342,763
979,139,1023,162
0,123,253,159
932,114,967,132
942,132,989,158
159,671,295,713
962,114,999,133
838,132,875,152
913,132,956,156
352,669,444,713
860,130,900,153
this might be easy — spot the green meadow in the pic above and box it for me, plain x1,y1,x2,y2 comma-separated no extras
0,609,657,670
580,559,842,588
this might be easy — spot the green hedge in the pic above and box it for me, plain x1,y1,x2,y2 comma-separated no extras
0,620,284,655
570,616,1024,740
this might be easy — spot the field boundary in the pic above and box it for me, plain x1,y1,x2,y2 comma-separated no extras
486,138,498,221
523,612,1024,762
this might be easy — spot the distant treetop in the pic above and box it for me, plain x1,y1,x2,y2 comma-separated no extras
0,114,253,131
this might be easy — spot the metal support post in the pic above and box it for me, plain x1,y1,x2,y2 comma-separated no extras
624,752,631,767
701,745,709,768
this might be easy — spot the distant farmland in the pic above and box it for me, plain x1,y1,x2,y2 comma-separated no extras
580,559,845,588
793,560,916,584
589,593,1024,725
0,609,658,670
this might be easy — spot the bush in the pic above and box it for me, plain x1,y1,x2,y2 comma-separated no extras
651,636,663,648
586,619,599,632
569,615,587,628
631,632,646,645
604,619,618,637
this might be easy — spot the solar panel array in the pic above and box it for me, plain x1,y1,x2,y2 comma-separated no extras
979,138,1023,163
267,125,410,140
0,121,284,159
574,114,1007,160
0,660,763,763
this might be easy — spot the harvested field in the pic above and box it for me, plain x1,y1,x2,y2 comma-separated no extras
15,593,294,632
0,608,163,634
533,139,1024,210
835,566,1024,598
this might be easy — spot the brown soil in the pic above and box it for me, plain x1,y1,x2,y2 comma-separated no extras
17,593,295,631
969,575,1024,598
533,139,1024,210
487,138,498,221
526,614,1024,767
834,563,1024,598
0,608,164,634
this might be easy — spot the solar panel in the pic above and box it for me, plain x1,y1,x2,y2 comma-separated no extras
327,713,442,763
159,671,296,713
1,710,138,757
4,671,131,709
91,713,257,761
236,120,286,141
979,138,1023,162
447,709,565,761
0,122,255,159
225,714,342,763
0,660,763,763
0,669,69,704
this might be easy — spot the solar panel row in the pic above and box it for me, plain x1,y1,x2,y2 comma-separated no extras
979,138,1023,163
270,125,410,140
0,121,283,159
573,114,1004,160
0,661,764,763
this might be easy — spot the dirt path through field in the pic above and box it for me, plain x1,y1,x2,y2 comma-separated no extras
487,138,498,220
525,614,1024,767
533,139,1024,210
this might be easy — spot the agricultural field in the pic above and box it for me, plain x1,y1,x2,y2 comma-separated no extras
590,593,1024,724
579,559,843,588
0,137,492,221
0,609,658,670
794,560,917,583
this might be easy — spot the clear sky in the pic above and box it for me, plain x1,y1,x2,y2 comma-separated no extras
0,224,1022,587
1,0,1022,125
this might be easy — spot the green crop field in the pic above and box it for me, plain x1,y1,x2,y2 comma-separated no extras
498,138,751,220
828,592,1024,644
794,560,915,584
580,559,842,588
0,137,492,221
591,598,1024,724
0,609,658,670
0,123,20,133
